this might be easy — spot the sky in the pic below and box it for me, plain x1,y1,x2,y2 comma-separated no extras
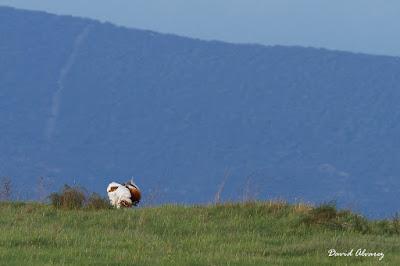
1,0,400,57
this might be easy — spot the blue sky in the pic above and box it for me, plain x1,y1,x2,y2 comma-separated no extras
1,0,399,56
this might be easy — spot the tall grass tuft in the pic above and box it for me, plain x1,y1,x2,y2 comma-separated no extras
392,213,400,234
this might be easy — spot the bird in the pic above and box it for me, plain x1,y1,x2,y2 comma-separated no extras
107,179,141,208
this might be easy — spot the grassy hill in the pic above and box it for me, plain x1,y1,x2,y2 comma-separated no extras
0,201,399,265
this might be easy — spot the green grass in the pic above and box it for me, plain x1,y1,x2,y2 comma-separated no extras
0,201,399,265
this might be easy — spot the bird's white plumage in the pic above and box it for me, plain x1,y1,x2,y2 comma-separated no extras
107,182,132,208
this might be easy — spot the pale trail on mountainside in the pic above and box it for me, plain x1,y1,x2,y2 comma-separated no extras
45,24,92,141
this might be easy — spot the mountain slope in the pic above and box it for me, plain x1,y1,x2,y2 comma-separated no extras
1,6,400,217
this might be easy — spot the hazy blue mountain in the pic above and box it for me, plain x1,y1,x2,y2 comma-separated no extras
1,6,400,217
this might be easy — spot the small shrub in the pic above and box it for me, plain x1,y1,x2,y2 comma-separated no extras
300,202,374,233
301,202,342,229
48,185,111,210
308,203,336,220
48,185,86,210
0,177,12,201
49,192,62,208
86,193,111,210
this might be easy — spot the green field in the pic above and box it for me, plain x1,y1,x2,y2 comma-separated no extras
0,201,399,265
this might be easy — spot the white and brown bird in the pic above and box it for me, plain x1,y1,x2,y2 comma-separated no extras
107,180,141,208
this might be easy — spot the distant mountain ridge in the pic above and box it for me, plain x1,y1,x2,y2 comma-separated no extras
1,6,400,217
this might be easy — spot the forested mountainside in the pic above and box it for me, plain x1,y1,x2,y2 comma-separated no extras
1,6,400,217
